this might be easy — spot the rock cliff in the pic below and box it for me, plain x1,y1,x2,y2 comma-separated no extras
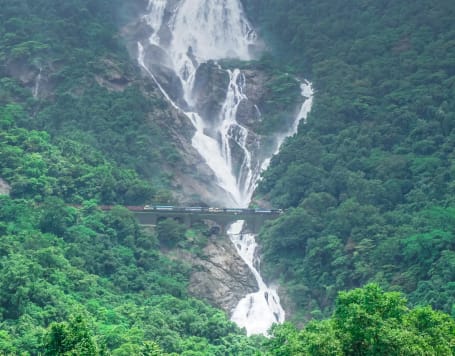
174,234,258,313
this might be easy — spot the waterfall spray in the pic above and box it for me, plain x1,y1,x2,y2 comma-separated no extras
139,0,313,335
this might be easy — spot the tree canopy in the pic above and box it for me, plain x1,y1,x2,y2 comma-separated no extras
242,0,455,322
265,284,455,355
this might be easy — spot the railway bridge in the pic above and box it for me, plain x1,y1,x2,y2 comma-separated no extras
101,205,282,234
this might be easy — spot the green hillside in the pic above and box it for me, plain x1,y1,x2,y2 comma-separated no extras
1,0,455,354
0,0,178,204
243,0,455,321
0,0,259,354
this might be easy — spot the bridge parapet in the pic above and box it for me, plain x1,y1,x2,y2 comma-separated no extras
99,205,282,234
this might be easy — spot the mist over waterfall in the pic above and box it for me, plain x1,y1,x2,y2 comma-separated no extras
140,0,260,207
138,0,313,335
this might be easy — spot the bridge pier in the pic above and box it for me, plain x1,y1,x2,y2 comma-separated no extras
244,216,266,234
183,215,192,228
134,213,157,226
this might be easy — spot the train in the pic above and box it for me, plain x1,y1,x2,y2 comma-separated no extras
143,205,282,214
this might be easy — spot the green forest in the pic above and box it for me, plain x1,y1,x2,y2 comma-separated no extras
244,0,455,323
1,0,455,354
0,0,179,204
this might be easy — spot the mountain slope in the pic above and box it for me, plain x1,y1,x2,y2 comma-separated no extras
0,0,262,353
242,0,455,320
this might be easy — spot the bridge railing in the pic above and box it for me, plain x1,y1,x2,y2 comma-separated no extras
142,205,283,215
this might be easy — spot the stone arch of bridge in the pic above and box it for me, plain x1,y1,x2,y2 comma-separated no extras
131,211,275,234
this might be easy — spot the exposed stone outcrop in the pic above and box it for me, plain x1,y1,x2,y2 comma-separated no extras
6,60,38,87
149,63,187,108
94,58,131,92
177,235,258,313
192,62,229,124
236,70,267,127
6,60,54,99
153,106,237,207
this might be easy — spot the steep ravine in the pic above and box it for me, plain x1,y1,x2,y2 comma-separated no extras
172,235,259,312
125,0,312,334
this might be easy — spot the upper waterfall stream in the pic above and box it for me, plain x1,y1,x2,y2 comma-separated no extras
139,0,313,335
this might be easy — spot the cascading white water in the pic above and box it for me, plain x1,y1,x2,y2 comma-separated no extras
261,80,314,172
218,69,258,206
33,68,42,98
229,221,285,335
296,81,314,126
143,0,167,45
232,82,313,335
139,0,313,335
169,0,254,62
137,42,243,206
140,0,257,207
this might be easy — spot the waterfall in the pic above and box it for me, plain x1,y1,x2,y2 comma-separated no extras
229,221,285,335
33,68,42,98
229,82,313,335
261,80,314,172
143,0,167,45
139,0,313,335
218,69,258,207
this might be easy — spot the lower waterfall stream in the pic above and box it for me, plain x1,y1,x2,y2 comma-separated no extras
228,81,313,335
138,0,313,335
228,221,285,335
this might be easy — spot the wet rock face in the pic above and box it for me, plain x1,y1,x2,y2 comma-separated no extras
94,58,132,92
235,70,267,127
137,42,188,108
6,60,37,86
191,65,268,130
192,62,229,124
6,60,54,99
150,63,187,108
187,236,258,313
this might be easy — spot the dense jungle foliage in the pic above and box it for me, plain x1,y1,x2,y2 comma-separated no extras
0,104,156,204
0,0,179,203
1,0,455,353
243,0,455,321
0,196,262,354
267,284,455,355
0,0,260,354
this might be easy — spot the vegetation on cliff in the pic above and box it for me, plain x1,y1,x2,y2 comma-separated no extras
242,0,455,321
0,0,258,353
0,196,261,354
1,0,455,353
0,0,179,204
